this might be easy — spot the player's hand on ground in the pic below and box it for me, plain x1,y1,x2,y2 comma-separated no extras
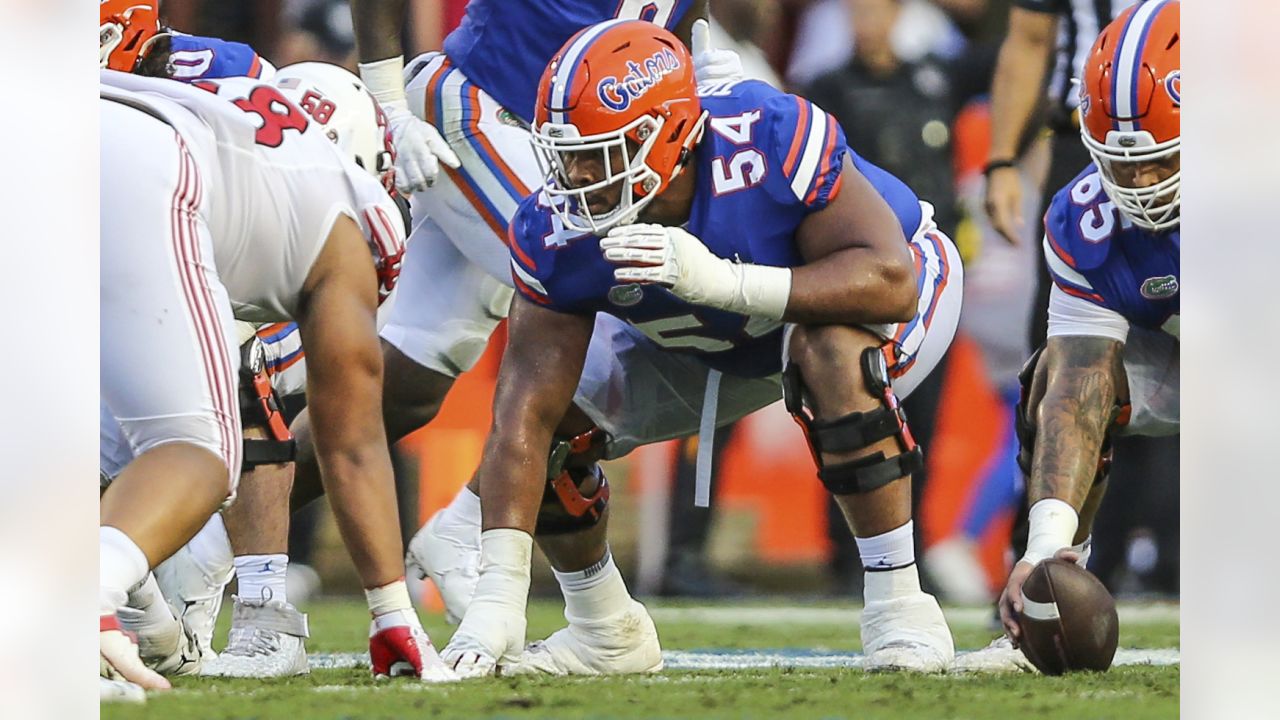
983,165,1024,245
691,18,743,87
383,98,460,194
441,585,528,678
998,547,1083,646
602,224,729,306
101,615,171,690
368,608,458,682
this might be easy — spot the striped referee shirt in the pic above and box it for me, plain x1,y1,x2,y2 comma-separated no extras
1017,0,1138,118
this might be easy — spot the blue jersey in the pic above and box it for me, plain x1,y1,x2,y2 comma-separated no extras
508,80,923,378
442,0,698,124
168,33,269,81
1043,166,1179,332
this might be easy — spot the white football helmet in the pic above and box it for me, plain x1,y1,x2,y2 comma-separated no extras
272,62,397,192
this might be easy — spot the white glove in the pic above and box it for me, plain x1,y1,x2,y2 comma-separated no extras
441,529,532,678
600,223,792,320
359,57,461,194
691,18,744,87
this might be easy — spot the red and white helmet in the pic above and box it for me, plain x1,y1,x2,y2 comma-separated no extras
100,1,162,72
532,20,707,233
273,62,397,194
1078,0,1180,232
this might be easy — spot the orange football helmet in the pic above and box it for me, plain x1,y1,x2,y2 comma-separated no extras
531,20,707,233
100,1,162,72
1078,0,1180,232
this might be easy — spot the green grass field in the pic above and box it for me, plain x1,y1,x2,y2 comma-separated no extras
104,598,1179,719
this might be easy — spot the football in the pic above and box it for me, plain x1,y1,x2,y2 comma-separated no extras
1017,559,1120,675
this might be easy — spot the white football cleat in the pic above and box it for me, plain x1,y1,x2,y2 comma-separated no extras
117,603,204,676
99,677,147,704
153,544,232,662
406,510,480,624
505,599,663,676
200,594,309,677
860,593,955,673
951,635,1037,673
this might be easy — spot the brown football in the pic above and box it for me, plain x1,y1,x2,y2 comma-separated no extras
1016,558,1119,675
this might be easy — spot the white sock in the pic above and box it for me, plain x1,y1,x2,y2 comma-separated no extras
440,487,482,529
855,520,916,571
553,547,633,622
864,564,924,604
101,526,149,616
234,554,289,603
187,513,235,585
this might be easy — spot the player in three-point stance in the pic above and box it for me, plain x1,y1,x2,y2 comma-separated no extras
284,0,740,627
439,20,964,677
98,64,457,701
959,0,1180,673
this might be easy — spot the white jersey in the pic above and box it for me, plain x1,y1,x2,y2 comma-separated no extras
99,69,404,323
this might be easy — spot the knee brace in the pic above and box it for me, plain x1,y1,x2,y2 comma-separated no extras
535,427,611,535
783,346,924,496
239,336,296,472
1014,344,1131,486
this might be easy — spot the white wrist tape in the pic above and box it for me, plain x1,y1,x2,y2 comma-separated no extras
688,257,789,320
476,528,533,605
358,55,408,105
1021,498,1079,566
721,263,792,320
365,578,413,617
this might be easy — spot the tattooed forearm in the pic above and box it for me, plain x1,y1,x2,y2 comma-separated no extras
1029,337,1124,510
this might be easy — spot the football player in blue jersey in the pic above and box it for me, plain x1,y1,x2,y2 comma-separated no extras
100,1,275,80
964,1,1180,673
278,0,741,624
436,20,965,677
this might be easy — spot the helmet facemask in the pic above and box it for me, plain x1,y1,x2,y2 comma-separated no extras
532,114,667,235
1083,130,1180,232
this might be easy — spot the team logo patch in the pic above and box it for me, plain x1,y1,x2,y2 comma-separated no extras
1164,70,1181,106
608,284,645,307
1140,275,1179,300
596,48,682,112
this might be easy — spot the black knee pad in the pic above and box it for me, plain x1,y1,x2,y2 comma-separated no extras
784,346,924,495
535,428,610,535
239,336,296,472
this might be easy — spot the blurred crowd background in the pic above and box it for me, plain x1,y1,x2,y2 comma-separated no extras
157,0,1179,611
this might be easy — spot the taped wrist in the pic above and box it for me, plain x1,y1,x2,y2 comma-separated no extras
365,578,412,617
1021,498,1079,566
714,262,792,320
358,55,408,105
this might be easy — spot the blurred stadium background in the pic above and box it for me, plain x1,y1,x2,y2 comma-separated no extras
158,0,1178,614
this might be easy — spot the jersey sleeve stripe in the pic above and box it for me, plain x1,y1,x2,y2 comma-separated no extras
781,97,810,177
789,105,829,203
1042,218,1078,266
1055,282,1107,305
511,260,552,305
1041,236,1094,289
247,54,263,79
803,114,840,205
507,217,539,272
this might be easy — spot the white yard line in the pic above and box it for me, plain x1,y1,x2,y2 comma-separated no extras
308,647,1179,672
645,603,1179,627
